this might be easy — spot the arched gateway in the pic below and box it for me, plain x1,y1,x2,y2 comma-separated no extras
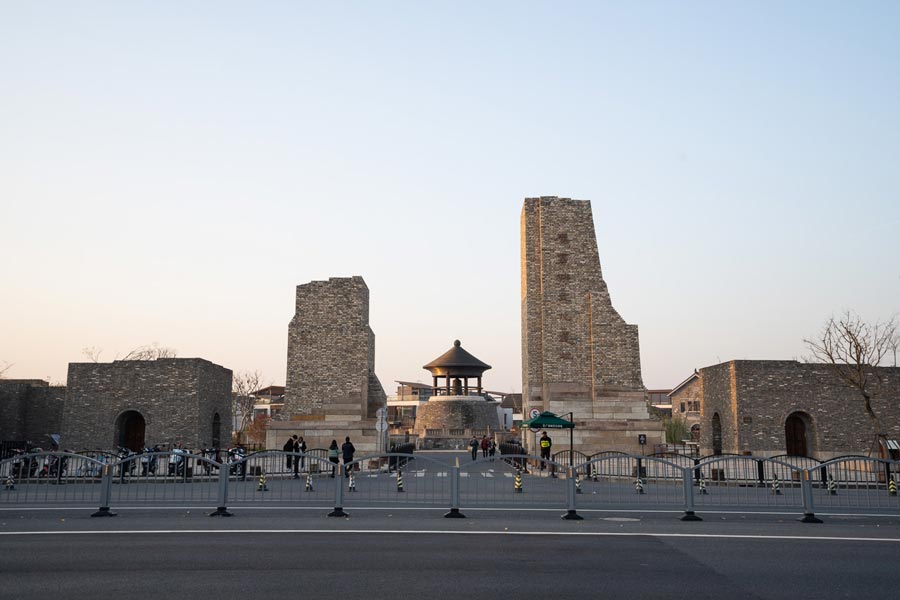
115,410,145,451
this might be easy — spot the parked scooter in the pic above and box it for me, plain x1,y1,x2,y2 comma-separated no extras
141,445,160,476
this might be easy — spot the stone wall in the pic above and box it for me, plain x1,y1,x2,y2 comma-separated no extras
284,276,386,419
699,360,900,458
520,197,661,454
62,358,232,450
0,380,64,445
413,397,501,433
273,276,387,454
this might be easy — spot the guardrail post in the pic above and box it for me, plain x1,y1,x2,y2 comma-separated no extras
561,466,583,520
444,460,465,518
681,467,702,521
800,469,823,523
209,461,232,517
328,464,348,517
91,464,117,517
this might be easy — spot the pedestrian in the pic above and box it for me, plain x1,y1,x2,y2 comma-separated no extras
341,437,356,477
297,436,307,473
469,436,479,461
283,434,297,472
489,439,496,461
480,435,490,458
291,435,302,479
539,431,552,471
328,440,340,478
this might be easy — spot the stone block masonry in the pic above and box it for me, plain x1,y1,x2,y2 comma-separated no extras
521,197,663,454
272,276,387,454
62,358,232,450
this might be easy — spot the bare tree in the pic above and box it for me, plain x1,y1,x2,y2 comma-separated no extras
804,310,898,441
82,347,103,362
0,360,12,379
233,370,264,442
120,343,177,360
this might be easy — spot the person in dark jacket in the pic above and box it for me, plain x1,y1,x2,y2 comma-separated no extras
341,437,356,477
283,435,297,471
328,440,340,477
469,436,479,461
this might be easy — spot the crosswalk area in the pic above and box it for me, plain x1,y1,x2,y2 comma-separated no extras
361,470,514,479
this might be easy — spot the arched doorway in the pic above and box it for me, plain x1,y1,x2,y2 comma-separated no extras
115,410,145,451
211,413,222,449
785,412,810,456
711,413,723,455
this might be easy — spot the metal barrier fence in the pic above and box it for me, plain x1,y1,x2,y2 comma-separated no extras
2,451,898,522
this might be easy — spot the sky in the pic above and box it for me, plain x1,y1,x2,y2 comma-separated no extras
2,2,899,394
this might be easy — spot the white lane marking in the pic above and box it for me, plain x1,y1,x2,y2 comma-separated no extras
0,529,898,542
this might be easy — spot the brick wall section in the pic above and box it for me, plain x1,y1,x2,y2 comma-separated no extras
62,358,232,450
699,360,900,458
284,276,386,419
24,385,66,443
0,379,64,444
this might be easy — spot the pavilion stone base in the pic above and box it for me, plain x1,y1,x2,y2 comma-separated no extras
413,396,501,435
266,417,383,454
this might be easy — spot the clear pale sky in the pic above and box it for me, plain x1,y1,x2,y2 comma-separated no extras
2,2,898,393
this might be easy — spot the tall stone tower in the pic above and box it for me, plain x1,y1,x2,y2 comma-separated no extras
270,276,387,452
521,197,662,453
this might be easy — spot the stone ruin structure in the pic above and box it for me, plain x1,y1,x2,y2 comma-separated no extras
697,360,900,460
521,196,663,454
0,359,232,452
413,340,501,445
267,276,387,453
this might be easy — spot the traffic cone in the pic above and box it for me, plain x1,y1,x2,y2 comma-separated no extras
889,479,897,496
396,470,405,493
257,470,268,492
827,475,837,495
514,469,523,493
348,472,356,492
3,475,14,491
699,475,708,495
305,472,314,492
771,473,782,495
575,472,583,494
634,478,644,494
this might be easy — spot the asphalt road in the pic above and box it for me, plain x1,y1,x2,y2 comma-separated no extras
2,508,899,600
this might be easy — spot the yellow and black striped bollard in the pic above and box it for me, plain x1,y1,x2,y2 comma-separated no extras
305,472,314,492
574,472,583,494
634,478,644,494
771,474,782,495
348,472,356,492
4,475,14,491
828,475,837,495
514,469,523,493
889,479,897,496
396,470,404,492
699,475,708,495
257,470,268,492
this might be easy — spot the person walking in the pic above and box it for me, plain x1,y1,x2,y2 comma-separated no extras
480,435,490,458
469,436,479,461
539,431,552,472
489,439,496,461
341,437,356,477
328,440,340,478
